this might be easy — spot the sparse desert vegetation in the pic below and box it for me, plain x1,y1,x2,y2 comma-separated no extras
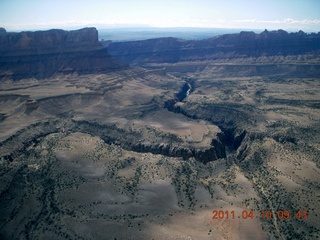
0,28,320,239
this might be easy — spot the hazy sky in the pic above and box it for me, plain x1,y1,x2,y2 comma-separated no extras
1,0,320,31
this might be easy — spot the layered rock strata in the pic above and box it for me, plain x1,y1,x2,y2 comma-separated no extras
0,27,125,79
0,119,226,164
108,30,320,65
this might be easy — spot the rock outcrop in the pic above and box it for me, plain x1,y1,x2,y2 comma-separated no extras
130,139,226,164
108,30,320,65
0,119,226,164
74,120,226,164
0,27,6,35
0,27,125,80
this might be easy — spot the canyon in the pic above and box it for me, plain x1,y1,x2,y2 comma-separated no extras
0,27,320,240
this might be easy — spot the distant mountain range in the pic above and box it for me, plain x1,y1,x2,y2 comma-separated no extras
0,27,319,80
98,27,250,42
108,29,320,65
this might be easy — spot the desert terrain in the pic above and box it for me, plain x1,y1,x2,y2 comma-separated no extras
0,28,320,239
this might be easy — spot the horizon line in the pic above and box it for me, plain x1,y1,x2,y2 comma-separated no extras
1,25,319,34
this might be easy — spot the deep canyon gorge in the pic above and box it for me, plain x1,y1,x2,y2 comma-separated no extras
0,27,320,239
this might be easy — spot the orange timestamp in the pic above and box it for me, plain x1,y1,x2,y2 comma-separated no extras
212,210,308,220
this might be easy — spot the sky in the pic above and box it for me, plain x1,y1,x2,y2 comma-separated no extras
0,0,320,32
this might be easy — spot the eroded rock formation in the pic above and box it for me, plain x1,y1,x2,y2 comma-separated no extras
0,27,125,79
108,30,320,65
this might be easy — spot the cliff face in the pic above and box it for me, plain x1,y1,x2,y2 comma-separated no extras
0,28,125,79
108,30,320,65
0,27,99,52
72,120,226,164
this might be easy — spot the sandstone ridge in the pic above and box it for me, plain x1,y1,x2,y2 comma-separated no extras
0,27,125,79
108,29,320,65
0,27,99,52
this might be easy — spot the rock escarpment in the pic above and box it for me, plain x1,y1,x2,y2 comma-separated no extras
74,120,226,164
108,30,320,65
0,27,125,79
123,139,226,164
0,119,226,164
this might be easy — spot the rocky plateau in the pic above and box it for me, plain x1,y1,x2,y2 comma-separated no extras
0,27,125,79
0,27,319,240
